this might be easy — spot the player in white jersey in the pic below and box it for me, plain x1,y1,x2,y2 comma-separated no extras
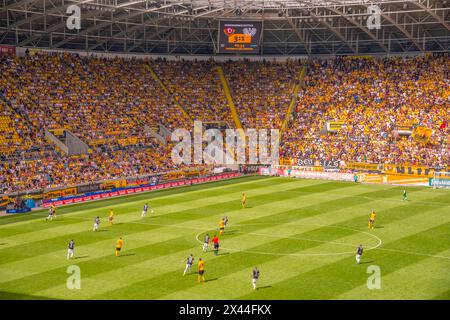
203,234,210,252
141,203,149,218
93,216,100,231
183,254,194,275
141,203,154,218
67,240,75,259
46,207,53,221
356,244,363,264
252,267,260,290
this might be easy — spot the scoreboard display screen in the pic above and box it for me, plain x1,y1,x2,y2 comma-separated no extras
218,21,263,54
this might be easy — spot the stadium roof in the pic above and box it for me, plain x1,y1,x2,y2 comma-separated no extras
0,0,449,55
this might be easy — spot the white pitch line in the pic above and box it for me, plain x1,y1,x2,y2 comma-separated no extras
3,208,450,262
195,222,450,261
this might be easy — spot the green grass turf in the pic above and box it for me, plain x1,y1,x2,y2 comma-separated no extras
0,175,449,300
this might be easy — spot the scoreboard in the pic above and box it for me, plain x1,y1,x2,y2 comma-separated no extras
218,21,263,54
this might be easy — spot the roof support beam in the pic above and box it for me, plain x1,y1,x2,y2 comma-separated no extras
308,10,357,54
381,11,424,52
50,3,182,49
18,9,100,46
5,0,35,10
10,2,67,29
412,0,450,32
88,14,176,50
326,6,389,53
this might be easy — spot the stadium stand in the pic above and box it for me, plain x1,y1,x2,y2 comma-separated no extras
223,59,304,130
281,56,449,167
0,52,448,194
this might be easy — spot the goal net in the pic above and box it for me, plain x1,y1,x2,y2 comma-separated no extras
430,172,450,188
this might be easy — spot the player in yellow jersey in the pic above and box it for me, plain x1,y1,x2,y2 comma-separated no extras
241,192,246,209
197,258,205,283
51,205,57,219
115,237,123,257
219,218,225,235
108,209,114,226
368,210,376,229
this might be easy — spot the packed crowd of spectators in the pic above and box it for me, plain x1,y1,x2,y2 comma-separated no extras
281,56,449,167
0,52,194,193
224,59,302,129
152,59,233,125
0,52,448,194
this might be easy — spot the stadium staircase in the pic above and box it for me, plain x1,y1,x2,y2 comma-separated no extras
145,64,192,122
280,66,307,139
214,66,248,163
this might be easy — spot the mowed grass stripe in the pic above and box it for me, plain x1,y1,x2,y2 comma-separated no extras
0,220,201,284
333,249,450,299
0,176,283,228
0,179,356,286
432,290,450,300
0,177,448,299
0,179,348,260
0,180,348,282
231,194,450,299
57,177,297,220
0,216,90,239
82,187,431,299
166,198,450,300
0,234,197,298
0,180,436,288
245,200,450,299
0,180,362,290
235,222,450,300
163,190,448,299
1,181,384,296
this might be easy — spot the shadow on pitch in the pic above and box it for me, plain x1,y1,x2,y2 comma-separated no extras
215,252,230,256
257,285,272,290
359,260,375,264
118,253,136,257
204,278,218,283
75,255,89,259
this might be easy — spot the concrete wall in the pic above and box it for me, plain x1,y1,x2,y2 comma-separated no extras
64,130,90,155
45,130,69,154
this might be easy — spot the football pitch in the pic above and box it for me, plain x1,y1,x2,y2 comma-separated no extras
0,175,449,300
